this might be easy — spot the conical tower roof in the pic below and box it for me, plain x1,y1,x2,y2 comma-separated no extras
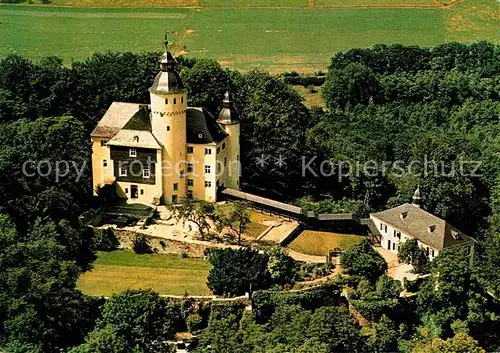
149,33,184,94
218,91,239,124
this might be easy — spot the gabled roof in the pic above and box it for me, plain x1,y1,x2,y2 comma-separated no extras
371,203,475,251
91,102,145,138
107,129,162,150
187,107,228,144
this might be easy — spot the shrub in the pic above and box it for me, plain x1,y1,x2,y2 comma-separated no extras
340,240,387,282
131,234,152,254
91,228,119,251
186,314,204,332
207,248,271,296
350,299,398,321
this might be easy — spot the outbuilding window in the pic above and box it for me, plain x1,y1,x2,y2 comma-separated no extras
119,166,127,177
143,169,150,178
205,165,211,174
129,148,137,157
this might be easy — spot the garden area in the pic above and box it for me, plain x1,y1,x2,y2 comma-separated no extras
77,250,212,296
287,230,365,256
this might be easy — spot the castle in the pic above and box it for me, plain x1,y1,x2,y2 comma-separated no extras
91,37,240,204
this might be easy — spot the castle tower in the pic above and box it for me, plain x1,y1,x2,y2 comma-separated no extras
218,91,240,189
149,35,187,203
412,185,423,208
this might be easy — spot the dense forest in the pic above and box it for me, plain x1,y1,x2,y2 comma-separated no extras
0,42,499,352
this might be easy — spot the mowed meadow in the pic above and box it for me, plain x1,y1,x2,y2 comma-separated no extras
0,0,497,73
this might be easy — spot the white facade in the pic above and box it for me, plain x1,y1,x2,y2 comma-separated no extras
370,214,439,260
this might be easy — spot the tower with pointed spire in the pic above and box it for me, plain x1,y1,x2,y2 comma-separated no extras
149,33,187,202
217,91,240,190
412,185,423,208
91,33,242,204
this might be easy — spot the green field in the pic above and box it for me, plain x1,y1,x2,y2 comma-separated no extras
287,230,365,256
77,250,212,296
0,0,497,73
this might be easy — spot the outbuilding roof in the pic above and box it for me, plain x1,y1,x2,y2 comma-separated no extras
371,203,475,251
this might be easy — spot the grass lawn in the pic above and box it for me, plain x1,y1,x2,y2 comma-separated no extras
1,1,497,73
77,250,212,296
287,230,365,256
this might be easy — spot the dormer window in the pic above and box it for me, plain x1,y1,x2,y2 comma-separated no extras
198,133,203,139
428,225,436,233
451,231,459,240
129,148,137,157
400,211,408,219
133,136,139,142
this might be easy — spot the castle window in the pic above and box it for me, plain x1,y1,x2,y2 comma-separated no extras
129,148,137,157
205,165,211,174
205,181,212,188
187,163,194,173
222,142,226,150
217,147,220,154
173,183,178,191
430,249,435,257
125,188,128,193
143,169,150,178
141,189,144,195
167,126,170,131
187,190,193,198
187,179,194,187
187,146,194,154
180,170,185,178
119,166,127,177
100,140,108,147
165,98,168,104
181,96,184,103
204,148,212,155
217,164,221,173
103,159,107,167
172,195,178,203
224,158,227,167
173,98,177,104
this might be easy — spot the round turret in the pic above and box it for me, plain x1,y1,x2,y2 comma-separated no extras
412,185,423,208
218,91,239,125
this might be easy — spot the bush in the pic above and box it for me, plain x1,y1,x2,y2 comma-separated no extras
350,299,398,321
298,262,334,280
186,314,204,332
91,228,119,251
131,234,152,254
252,282,341,322
340,240,387,282
207,248,271,296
